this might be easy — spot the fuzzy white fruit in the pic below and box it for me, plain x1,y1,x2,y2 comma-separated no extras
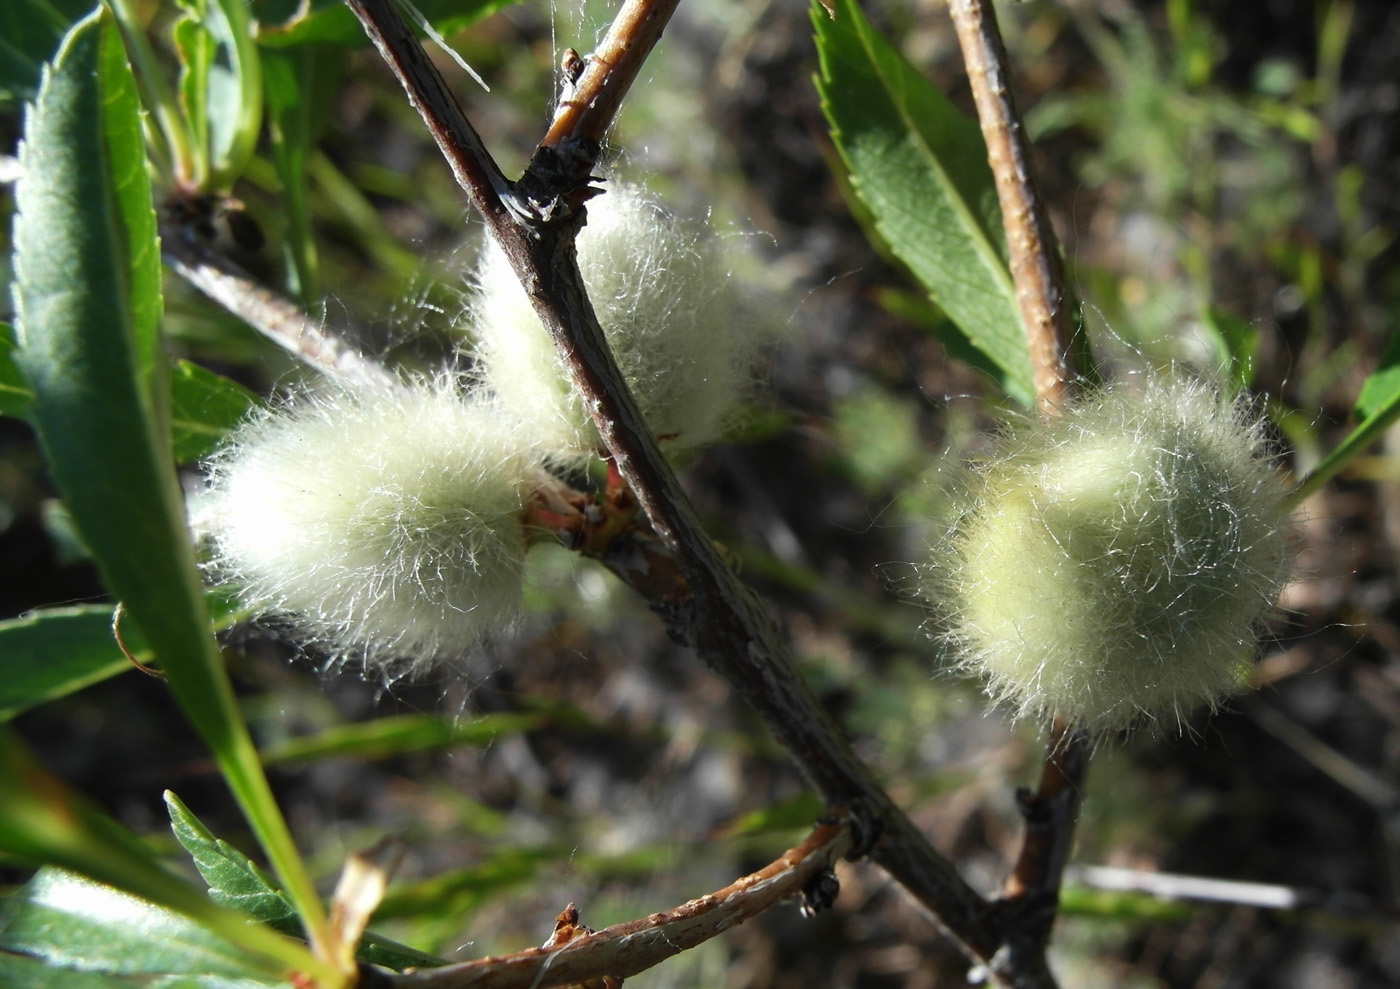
915,374,1294,733
196,376,539,675
469,182,762,456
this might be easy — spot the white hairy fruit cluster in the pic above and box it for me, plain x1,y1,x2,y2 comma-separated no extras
470,183,760,456
197,376,538,675
917,374,1294,733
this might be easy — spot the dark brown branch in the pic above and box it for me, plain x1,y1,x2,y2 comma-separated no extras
948,0,1079,414
346,0,1031,981
388,820,853,988
346,0,512,232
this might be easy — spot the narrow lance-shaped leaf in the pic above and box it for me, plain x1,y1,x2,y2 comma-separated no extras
10,12,338,973
813,0,1033,405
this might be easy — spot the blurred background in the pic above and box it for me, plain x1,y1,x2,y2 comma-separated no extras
3,0,1399,985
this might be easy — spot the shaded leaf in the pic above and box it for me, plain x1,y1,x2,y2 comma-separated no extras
0,322,33,418
170,360,259,462
1199,306,1259,394
0,0,90,105
0,606,131,722
259,712,540,766
813,0,1033,405
263,45,346,299
0,594,250,723
1355,329,1400,421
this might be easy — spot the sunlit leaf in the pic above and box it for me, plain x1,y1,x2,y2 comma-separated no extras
813,0,1033,405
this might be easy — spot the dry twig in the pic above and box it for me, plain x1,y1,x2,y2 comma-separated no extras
160,225,394,388
387,820,853,988
948,0,1079,413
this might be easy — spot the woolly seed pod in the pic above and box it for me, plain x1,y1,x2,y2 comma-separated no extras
917,374,1294,733
470,182,762,456
197,376,540,676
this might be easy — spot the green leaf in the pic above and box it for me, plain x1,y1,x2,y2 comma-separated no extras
0,595,252,725
1199,306,1259,395
0,338,256,456
205,0,262,186
263,46,346,300
170,360,259,462
0,0,90,105
1290,330,1400,508
0,322,34,418
0,869,286,985
173,1,216,187
167,793,447,972
165,792,297,929
257,0,515,49
0,607,130,722
0,734,316,978
1355,330,1400,421
813,0,1033,405
12,14,335,964
259,712,540,766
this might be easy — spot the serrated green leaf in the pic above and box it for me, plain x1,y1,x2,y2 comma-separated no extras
0,322,34,418
813,0,1033,405
12,14,334,964
166,792,297,928
257,0,515,49
166,794,446,972
0,342,257,456
170,361,259,462
0,869,286,983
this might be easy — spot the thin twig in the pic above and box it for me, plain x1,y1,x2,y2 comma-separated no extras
388,821,853,988
347,0,1038,981
160,228,395,388
948,0,1079,414
540,0,683,148
948,5,1092,983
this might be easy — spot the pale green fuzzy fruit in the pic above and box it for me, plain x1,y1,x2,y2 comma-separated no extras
196,376,540,676
919,374,1294,732
470,182,762,456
